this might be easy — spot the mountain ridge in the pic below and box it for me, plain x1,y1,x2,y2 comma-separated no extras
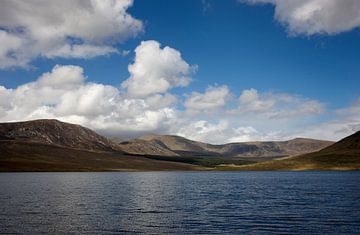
0,119,120,152
124,134,334,159
226,130,360,171
1,119,357,172
0,119,204,171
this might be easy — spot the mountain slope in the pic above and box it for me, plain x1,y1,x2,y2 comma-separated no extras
1,119,351,171
0,120,204,171
0,141,203,172
0,119,119,152
320,131,360,153
228,131,360,171
134,134,333,160
118,139,179,156
138,134,216,156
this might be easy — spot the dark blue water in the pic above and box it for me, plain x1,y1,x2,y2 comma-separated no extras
0,171,359,234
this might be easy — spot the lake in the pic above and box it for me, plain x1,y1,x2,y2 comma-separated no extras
0,171,359,234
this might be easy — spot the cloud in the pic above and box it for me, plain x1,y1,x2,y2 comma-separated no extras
175,119,284,144
227,126,259,143
242,0,360,35
298,98,360,141
176,120,230,143
336,97,360,116
201,0,212,13
0,62,357,143
0,31,27,68
184,85,230,113
238,88,275,112
233,88,324,119
37,65,86,89
0,64,179,138
176,119,259,144
144,93,178,109
0,40,194,138
0,35,356,144
0,0,143,69
122,40,194,98
45,44,118,59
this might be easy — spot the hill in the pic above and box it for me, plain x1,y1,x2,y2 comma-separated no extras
225,131,360,171
130,134,333,160
1,119,354,171
118,139,179,156
0,141,203,172
0,119,119,152
0,120,204,171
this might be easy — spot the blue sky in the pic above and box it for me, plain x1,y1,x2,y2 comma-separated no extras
0,0,359,143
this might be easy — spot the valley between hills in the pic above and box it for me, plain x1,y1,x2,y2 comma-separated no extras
0,119,359,172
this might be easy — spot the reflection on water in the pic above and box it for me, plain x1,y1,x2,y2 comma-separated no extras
0,171,359,234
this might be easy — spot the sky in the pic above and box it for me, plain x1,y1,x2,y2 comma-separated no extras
0,0,359,144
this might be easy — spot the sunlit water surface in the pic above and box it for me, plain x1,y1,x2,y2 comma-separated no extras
0,171,359,234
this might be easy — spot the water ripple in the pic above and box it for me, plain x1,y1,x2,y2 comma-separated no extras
0,171,359,234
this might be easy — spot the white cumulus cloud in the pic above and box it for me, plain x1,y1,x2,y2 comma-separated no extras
0,0,143,69
0,64,178,138
0,63,357,143
184,85,231,113
175,120,283,144
122,40,194,98
0,35,357,144
176,120,230,144
233,88,324,119
242,0,360,35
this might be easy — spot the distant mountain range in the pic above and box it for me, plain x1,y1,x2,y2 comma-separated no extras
0,119,359,171
119,134,333,161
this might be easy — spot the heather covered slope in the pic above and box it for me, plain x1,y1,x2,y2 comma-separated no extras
0,141,203,172
320,131,360,153
0,119,119,152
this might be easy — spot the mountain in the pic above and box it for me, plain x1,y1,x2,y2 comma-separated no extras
138,134,212,154
1,119,352,172
320,131,360,153
0,119,119,152
118,139,179,156
228,131,360,171
0,141,203,172
0,120,203,171
129,134,333,160
119,134,210,157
